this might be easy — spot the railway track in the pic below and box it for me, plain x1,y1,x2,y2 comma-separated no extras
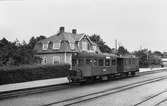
134,88,167,106
154,98,167,106
42,75,167,106
0,69,166,101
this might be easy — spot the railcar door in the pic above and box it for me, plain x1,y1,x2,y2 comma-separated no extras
83,58,93,76
117,58,124,73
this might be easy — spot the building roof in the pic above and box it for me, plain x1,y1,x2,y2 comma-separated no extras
39,32,84,44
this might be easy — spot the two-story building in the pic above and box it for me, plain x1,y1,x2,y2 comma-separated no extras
34,27,101,65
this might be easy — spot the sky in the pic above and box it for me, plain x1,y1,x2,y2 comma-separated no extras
0,0,167,52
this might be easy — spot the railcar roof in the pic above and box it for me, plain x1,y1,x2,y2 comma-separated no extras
73,52,117,58
118,55,138,59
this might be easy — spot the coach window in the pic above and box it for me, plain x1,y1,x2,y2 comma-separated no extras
78,59,84,66
112,59,116,65
125,60,127,65
99,59,104,66
94,59,98,66
132,59,135,64
72,59,77,66
105,59,110,66
128,59,131,64
86,59,92,65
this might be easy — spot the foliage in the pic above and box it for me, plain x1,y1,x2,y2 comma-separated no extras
117,46,129,56
133,49,162,67
153,51,163,57
0,36,46,66
0,64,70,85
89,34,112,53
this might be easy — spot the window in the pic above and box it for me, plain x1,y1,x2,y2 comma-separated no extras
70,43,75,50
132,59,135,64
72,59,77,66
105,59,110,66
78,59,84,66
42,43,48,50
53,56,60,64
82,41,87,51
42,57,47,64
125,60,127,65
94,59,98,66
112,59,116,65
53,42,60,49
98,59,104,66
86,59,92,65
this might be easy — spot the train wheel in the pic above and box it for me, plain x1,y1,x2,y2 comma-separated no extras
101,76,108,80
124,72,129,78
131,72,136,76
121,73,127,78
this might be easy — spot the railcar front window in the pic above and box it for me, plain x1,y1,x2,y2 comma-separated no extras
86,59,92,65
94,59,98,66
78,59,84,66
72,59,77,66
105,59,110,66
112,59,116,65
99,59,104,66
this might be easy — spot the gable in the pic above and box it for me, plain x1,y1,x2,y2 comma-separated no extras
79,35,93,45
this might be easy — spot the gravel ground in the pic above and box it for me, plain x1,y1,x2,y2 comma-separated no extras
0,77,68,93
78,76,167,106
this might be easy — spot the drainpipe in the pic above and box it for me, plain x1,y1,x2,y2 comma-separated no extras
65,51,66,64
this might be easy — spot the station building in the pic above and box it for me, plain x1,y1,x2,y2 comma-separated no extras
34,27,101,65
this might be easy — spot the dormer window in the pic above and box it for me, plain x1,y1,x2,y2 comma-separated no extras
70,43,75,50
42,43,48,50
53,42,60,49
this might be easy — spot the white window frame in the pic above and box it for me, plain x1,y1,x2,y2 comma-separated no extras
42,57,47,64
70,43,75,50
53,42,60,50
82,41,87,51
42,43,48,50
53,56,60,64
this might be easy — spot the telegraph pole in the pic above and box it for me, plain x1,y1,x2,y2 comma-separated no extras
115,39,117,55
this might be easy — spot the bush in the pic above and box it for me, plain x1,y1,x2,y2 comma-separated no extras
0,64,70,85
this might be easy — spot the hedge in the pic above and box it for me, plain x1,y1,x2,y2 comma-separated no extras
0,64,70,85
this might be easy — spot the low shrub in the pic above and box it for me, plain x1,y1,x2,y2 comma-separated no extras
0,64,70,85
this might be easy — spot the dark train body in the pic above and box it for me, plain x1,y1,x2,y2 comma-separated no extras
68,53,139,82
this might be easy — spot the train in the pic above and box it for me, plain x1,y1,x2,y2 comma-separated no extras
68,52,139,83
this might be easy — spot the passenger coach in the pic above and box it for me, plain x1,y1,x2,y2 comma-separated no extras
68,52,139,82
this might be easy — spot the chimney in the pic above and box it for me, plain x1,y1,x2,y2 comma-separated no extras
59,26,64,33
72,29,77,34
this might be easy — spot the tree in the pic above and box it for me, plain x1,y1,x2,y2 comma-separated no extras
89,34,112,53
133,49,151,67
117,46,129,55
0,35,46,66
153,51,162,57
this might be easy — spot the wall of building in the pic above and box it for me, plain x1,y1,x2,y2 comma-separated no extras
38,53,72,65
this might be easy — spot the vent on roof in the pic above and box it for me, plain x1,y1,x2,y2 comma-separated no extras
59,26,64,33
72,29,77,34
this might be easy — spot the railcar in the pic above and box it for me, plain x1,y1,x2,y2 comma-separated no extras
68,52,139,83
